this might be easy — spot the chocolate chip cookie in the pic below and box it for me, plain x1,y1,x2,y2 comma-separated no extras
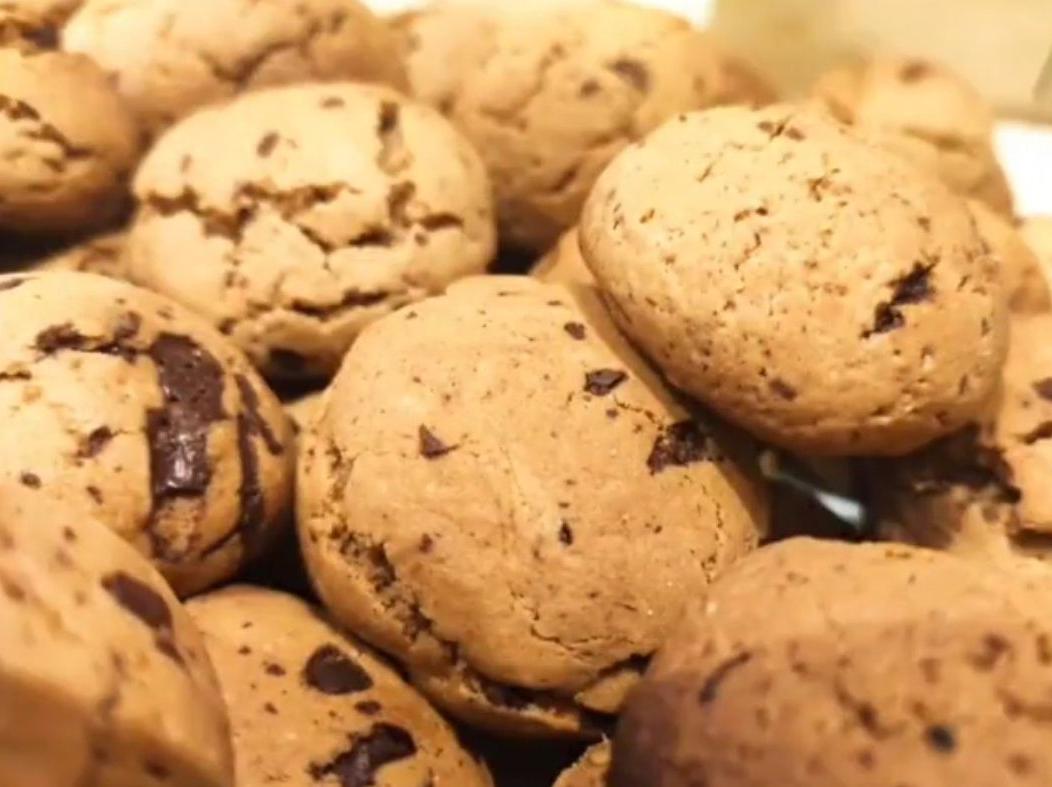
127,82,496,381
298,275,769,737
0,271,294,597
580,105,1008,455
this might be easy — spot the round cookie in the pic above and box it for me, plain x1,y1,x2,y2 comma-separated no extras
580,104,1009,456
611,538,1052,787
128,81,496,382
554,741,611,787
298,275,769,737
36,230,129,280
811,57,1014,217
532,228,595,288
0,271,294,597
0,483,233,787
0,0,79,50
408,0,774,251
62,0,407,136
0,49,141,236
969,201,1049,313
186,586,493,787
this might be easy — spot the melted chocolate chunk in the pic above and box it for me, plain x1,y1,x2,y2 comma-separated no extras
101,572,172,629
78,426,114,459
35,323,87,354
698,651,752,704
303,644,374,695
558,522,574,545
235,375,283,455
608,58,650,92
309,724,416,787
418,426,457,459
563,322,586,340
1032,378,1052,401
865,263,935,337
926,724,957,753
647,421,722,474
584,369,627,396
236,413,266,554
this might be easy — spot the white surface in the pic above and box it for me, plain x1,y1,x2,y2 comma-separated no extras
995,121,1052,218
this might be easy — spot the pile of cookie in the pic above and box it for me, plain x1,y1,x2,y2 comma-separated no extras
3,1,1052,785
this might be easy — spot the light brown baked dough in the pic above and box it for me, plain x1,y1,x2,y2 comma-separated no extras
1022,217,1052,287
298,275,769,737
554,741,611,787
397,0,774,252
36,230,129,280
128,81,496,382
187,585,493,787
611,538,1052,787
580,104,1009,456
811,57,1014,217
0,271,293,597
0,0,79,50
0,49,141,235
62,0,406,136
532,228,595,288
0,483,233,787
968,201,1049,313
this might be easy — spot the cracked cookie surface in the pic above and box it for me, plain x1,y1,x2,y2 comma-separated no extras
297,275,769,737
811,57,1014,217
0,49,141,235
611,538,1052,787
128,82,496,382
0,483,233,787
0,271,293,597
580,104,1008,456
187,585,493,787
398,0,774,252
62,0,406,136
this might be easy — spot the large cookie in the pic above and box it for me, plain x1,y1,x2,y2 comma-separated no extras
186,585,493,787
0,483,233,787
580,104,1008,456
128,82,496,381
612,538,1052,787
63,0,406,135
298,275,769,736
0,49,141,235
0,271,293,596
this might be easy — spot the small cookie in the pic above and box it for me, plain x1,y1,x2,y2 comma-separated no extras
0,483,233,787
968,201,1048,313
0,0,79,50
580,105,1009,456
128,82,496,382
611,538,1052,787
402,0,774,251
811,57,1014,216
0,49,141,235
0,271,294,597
871,311,1052,565
532,228,595,288
36,230,129,280
298,275,769,737
554,741,611,787
63,0,407,136
186,586,493,787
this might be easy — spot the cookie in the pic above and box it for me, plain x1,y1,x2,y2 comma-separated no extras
298,275,769,737
127,81,496,382
401,0,774,251
870,311,1052,566
0,49,141,235
611,538,1052,787
63,0,407,136
554,741,611,787
0,0,79,50
532,228,595,288
969,201,1048,313
186,586,493,787
580,105,1009,456
0,482,233,787
36,230,129,280
811,57,1014,217
0,271,294,597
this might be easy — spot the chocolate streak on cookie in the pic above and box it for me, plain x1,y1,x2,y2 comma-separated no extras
308,723,416,787
235,375,283,455
101,571,184,666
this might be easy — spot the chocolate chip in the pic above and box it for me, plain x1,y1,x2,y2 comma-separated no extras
1032,379,1052,401
19,472,40,488
35,323,86,354
864,263,934,337
418,426,457,459
101,572,172,629
608,58,650,92
61,527,76,543
769,378,798,401
355,700,381,716
263,702,278,714
418,213,463,231
303,644,374,695
378,101,400,135
563,322,586,340
419,534,434,553
579,79,601,97
264,662,286,676
256,132,279,157
558,522,574,545
584,369,627,396
926,724,957,753
1023,421,1052,445
86,485,103,504
237,645,252,655
24,25,58,48
78,426,114,459
647,421,722,474
235,410,267,555
308,723,416,787
698,651,752,704
235,375,283,455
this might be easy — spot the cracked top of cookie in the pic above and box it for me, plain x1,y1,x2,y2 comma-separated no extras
580,104,1008,456
0,271,293,597
127,81,496,382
